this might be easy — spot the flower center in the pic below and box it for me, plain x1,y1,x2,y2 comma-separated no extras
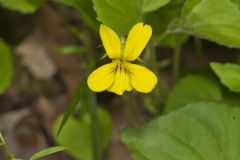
113,59,127,73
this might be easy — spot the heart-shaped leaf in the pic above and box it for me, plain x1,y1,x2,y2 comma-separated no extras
165,75,222,113
121,102,240,160
92,0,171,35
179,0,240,48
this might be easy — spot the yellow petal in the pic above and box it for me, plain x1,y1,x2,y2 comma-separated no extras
125,63,157,93
123,23,152,61
108,67,132,95
100,24,121,59
87,62,117,92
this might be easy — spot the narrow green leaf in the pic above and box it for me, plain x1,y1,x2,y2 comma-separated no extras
165,75,222,113
0,0,47,13
57,82,85,135
180,0,240,48
211,62,240,92
29,146,65,160
56,45,88,55
121,102,240,160
57,62,95,135
0,39,13,94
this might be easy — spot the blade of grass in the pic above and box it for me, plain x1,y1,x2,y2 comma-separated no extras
57,82,84,135
57,62,95,135
29,146,65,160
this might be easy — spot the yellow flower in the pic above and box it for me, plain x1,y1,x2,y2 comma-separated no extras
87,22,158,95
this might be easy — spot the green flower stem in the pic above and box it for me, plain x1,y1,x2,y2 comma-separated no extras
86,60,102,160
194,37,205,64
172,43,182,82
149,44,165,97
85,25,102,160
123,93,142,125
87,90,102,160
143,44,167,114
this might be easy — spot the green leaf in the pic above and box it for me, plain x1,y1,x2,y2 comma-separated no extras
92,0,141,36
0,39,13,94
142,0,171,13
53,108,112,160
29,146,65,160
56,45,88,55
145,0,186,41
121,102,240,160
92,0,170,36
210,62,240,92
179,0,240,48
0,0,46,13
165,75,222,113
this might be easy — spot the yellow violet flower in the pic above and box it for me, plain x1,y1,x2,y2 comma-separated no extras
87,22,158,95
